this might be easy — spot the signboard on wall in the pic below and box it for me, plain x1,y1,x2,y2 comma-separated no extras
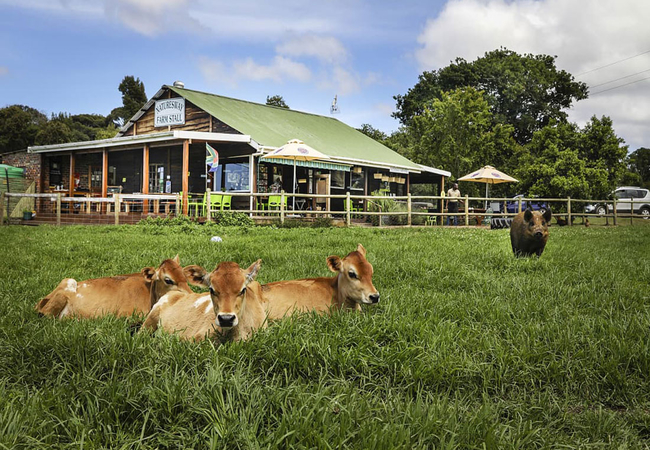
154,98,185,127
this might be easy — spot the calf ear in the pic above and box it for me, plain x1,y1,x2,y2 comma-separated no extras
543,208,552,223
245,259,262,283
523,208,533,222
327,255,342,272
141,267,156,282
172,254,180,264
183,265,209,286
356,243,367,258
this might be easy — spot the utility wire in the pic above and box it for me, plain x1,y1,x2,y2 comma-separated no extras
589,68,650,89
576,50,650,76
590,76,650,95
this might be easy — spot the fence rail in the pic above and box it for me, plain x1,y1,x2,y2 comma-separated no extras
1,190,648,227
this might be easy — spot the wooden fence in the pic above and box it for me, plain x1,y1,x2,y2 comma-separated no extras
1,190,648,227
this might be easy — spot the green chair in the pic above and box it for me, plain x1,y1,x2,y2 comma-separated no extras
268,195,286,212
208,193,223,217
345,198,361,218
221,195,232,210
187,192,206,217
425,215,437,226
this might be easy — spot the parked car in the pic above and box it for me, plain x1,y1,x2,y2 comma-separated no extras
584,187,650,219
505,195,548,214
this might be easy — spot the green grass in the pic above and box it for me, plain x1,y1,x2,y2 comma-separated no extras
0,224,649,449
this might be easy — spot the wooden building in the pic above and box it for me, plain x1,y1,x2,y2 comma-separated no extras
23,82,449,215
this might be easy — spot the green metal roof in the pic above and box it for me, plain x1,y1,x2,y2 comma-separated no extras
0,164,25,179
168,86,421,170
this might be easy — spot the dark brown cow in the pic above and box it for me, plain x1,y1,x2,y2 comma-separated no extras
263,244,379,319
35,255,192,318
140,260,266,342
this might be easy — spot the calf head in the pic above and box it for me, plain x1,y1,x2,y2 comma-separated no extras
141,255,193,306
523,208,552,241
186,260,262,329
327,244,380,305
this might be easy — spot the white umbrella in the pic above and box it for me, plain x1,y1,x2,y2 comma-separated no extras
458,165,518,208
265,139,330,210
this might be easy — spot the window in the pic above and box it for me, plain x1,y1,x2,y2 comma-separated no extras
350,171,365,190
331,170,345,188
223,161,250,191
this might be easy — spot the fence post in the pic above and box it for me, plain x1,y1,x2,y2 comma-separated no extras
280,191,285,224
567,197,572,226
346,192,351,227
407,193,412,226
0,192,5,226
518,196,522,214
611,198,616,226
464,195,469,226
176,193,180,217
114,194,120,225
631,199,634,226
206,189,212,223
56,194,62,226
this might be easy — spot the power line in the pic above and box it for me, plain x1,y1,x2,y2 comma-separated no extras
576,50,650,77
590,76,650,96
589,68,650,89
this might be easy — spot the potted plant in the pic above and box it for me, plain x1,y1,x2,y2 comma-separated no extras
23,209,34,220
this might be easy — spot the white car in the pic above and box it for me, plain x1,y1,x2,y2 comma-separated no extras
584,187,650,218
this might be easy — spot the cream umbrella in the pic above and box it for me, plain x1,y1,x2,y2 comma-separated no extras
264,139,330,210
458,165,518,208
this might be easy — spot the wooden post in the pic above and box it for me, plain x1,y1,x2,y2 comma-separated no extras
0,191,5,225
280,191,285,224
102,149,108,214
407,192,412,226
176,193,180,216
518,196,522,214
56,193,61,226
464,195,469,226
346,192,351,227
206,189,212,223
69,153,75,196
182,140,189,216
611,198,616,226
114,194,120,225
567,197,572,226
631,199,634,225
142,144,150,214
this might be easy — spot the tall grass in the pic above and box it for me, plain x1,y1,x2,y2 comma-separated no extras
0,224,649,449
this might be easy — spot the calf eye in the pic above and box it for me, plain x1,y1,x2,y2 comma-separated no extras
164,278,174,285
240,288,246,296
348,271,357,279
209,287,216,295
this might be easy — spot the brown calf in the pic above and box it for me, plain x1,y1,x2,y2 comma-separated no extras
140,260,266,342
35,255,192,319
263,244,379,320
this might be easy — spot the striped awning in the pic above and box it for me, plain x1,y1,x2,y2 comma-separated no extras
259,157,350,172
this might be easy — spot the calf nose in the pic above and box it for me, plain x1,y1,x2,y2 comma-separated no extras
369,293,380,304
534,231,543,239
217,314,236,328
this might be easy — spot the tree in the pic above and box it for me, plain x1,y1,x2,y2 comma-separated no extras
357,124,387,143
265,95,289,109
34,120,74,146
109,76,147,127
579,115,628,193
394,48,588,145
627,147,650,188
0,105,48,153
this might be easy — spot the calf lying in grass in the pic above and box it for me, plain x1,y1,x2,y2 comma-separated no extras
263,244,380,320
36,255,192,319
140,260,266,342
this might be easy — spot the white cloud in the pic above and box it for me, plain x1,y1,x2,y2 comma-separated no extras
415,0,650,150
276,35,349,64
0,67,8,76
104,0,204,36
198,55,311,87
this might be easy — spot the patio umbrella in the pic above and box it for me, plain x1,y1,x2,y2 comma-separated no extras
264,139,330,211
458,165,518,208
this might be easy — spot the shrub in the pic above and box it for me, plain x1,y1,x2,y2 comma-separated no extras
209,211,254,227
312,217,333,228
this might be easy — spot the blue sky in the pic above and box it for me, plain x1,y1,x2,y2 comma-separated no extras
1,0,649,151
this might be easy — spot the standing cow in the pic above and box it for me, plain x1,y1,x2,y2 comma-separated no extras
510,208,552,257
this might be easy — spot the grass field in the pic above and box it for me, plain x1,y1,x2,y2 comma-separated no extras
1,223,649,449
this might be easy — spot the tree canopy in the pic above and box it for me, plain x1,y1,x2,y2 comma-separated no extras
0,105,48,154
266,95,289,109
109,76,147,127
393,48,588,145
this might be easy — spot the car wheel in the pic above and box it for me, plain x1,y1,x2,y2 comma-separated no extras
640,207,650,220
596,205,607,215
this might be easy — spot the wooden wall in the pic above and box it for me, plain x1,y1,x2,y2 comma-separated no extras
122,90,242,137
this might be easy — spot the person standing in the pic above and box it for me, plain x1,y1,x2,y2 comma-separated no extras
446,182,462,226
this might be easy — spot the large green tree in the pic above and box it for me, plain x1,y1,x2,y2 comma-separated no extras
627,147,650,188
394,48,588,145
0,105,48,154
34,120,74,146
357,124,387,143
109,76,147,127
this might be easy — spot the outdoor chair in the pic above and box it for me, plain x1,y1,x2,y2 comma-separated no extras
208,193,223,217
267,195,286,212
221,195,232,210
187,192,206,217
425,216,437,226
345,198,361,218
